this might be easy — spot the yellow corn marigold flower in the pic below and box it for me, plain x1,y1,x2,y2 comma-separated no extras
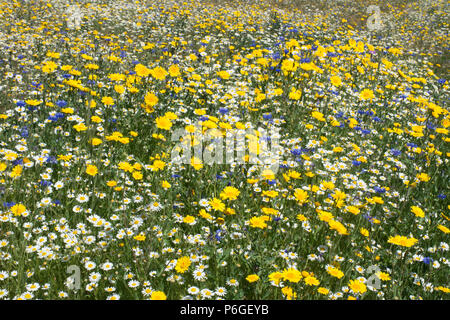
86,164,98,176
268,272,283,285
91,138,102,146
101,96,115,106
135,64,151,77
282,268,302,283
217,70,230,79
150,291,167,300
183,215,196,224
11,165,22,178
294,188,309,204
377,272,391,281
175,256,191,273
73,123,87,132
248,216,268,229
151,66,168,80
155,116,172,130
246,274,259,283
326,265,344,279
411,206,425,218
359,88,375,101
304,276,320,286
161,180,171,189
209,198,225,212
190,156,203,170
330,75,342,87
387,235,418,247
437,225,450,234
348,279,367,294
416,173,430,182
318,287,329,295
346,206,360,215
328,219,349,235
151,160,165,171
133,233,146,241
11,204,27,216
281,286,297,300
311,111,325,122
132,171,143,180
107,180,117,187
144,92,158,107
168,64,181,77
220,186,240,201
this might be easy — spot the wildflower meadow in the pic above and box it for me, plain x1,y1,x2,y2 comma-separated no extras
0,0,448,300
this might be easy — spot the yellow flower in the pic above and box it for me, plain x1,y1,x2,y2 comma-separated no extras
318,287,329,295
144,92,158,107
133,233,146,241
168,64,181,77
304,276,320,286
183,215,196,224
246,274,259,283
101,96,115,106
359,88,375,101
114,84,125,94
61,107,74,114
42,60,58,73
288,87,302,100
311,111,325,122
150,291,167,300
294,189,308,204
330,75,342,87
348,279,367,294
73,123,87,132
220,186,240,201
118,161,134,172
190,156,203,170
135,64,151,77
387,235,418,247
175,256,191,273
416,173,430,182
11,165,22,178
282,268,302,283
437,225,450,234
281,286,297,300
132,171,143,180
161,180,171,189
411,206,425,218
91,116,103,123
328,220,349,235
85,164,98,176
209,198,225,212
346,206,360,215
91,138,102,146
360,228,369,237
326,266,344,279
155,116,172,130
217,70,230,79
248,216,268,229
377,272,391,281
268,272,283,285
107,180,117,187
151,66,168,80
11,204,27,216
151,160,166,171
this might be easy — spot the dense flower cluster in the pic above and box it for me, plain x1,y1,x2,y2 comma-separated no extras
0,0,448,300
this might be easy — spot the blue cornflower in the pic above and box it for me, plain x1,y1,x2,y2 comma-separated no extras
219,107,229,115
